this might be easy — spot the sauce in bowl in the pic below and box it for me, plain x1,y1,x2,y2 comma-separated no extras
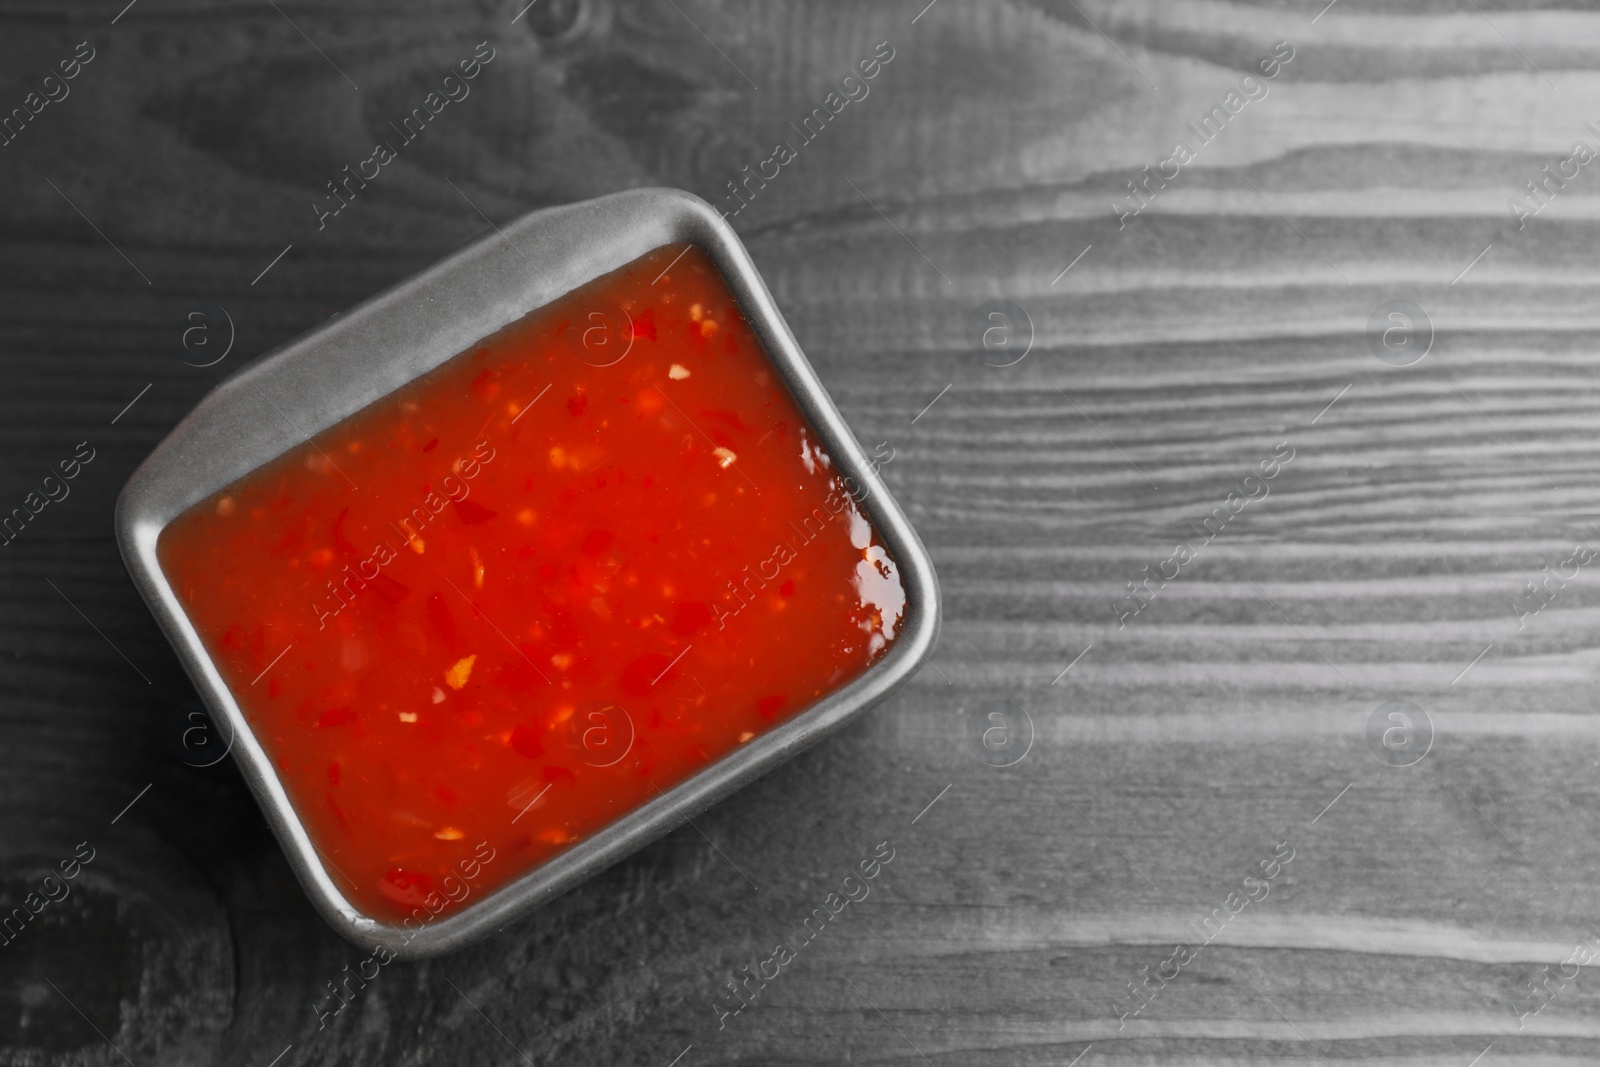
157,244,905,923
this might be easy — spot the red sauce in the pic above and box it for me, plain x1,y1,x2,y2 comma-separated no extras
157,245,905,924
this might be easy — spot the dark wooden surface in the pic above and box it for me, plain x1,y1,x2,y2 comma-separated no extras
6,0,1600,1063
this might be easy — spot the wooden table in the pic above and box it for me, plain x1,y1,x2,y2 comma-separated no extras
4,1,1598,1063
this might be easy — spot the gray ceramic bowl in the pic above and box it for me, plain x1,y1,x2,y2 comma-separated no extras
115,187,940,958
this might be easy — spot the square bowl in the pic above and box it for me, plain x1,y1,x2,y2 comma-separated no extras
115,187,940,958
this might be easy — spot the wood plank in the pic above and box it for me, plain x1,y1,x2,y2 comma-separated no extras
6,1,1600,1063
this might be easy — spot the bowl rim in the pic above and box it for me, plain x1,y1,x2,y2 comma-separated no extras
114,187,941,959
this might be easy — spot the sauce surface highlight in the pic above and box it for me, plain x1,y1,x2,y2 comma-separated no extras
158,245,904,923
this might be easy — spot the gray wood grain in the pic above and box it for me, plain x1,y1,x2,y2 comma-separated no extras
2,0,1599,1063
